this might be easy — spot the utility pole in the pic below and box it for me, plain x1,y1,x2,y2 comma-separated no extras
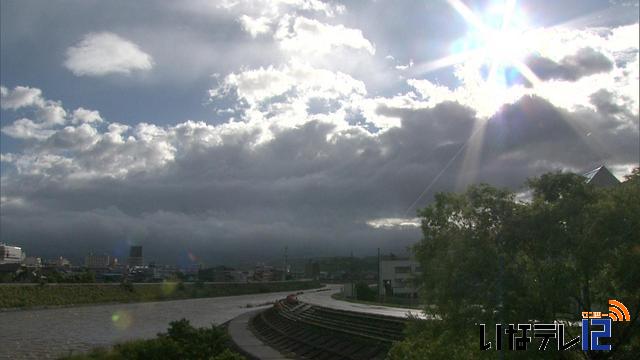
350,250,354,298
377,247,381,302
282,246,288,281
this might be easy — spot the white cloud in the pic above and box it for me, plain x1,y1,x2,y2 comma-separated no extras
6,121,176,180
71,108,103,124
1,23,637,210
35,101,67,126
275,16,375,56
1,85,67,130
219,65,295,104
407,70,527,119
1,85,44,110
1,118,56,140
239,15,272,37
211,61,368,132
221,61,366,104
1,75,637,258
216,0,345,18
366,217,421,229
403,23,638,119
64,32,154,76
530,24,638,63
395,59,414,70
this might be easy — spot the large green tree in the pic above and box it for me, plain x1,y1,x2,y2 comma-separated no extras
389,170,639,359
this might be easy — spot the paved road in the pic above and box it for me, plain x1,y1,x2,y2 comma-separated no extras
297,284,428,319
0,289,310,360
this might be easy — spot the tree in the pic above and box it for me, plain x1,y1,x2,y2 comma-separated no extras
355,282,376,301
414,184,520,326
524,172,639,358
390,184,519,359
390,170,639,359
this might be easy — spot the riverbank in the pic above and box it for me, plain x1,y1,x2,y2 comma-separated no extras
0,280,321,310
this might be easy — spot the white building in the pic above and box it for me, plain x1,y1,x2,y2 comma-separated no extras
57,257,71,267
378,254,422,297
0,243,24,264
23,256,42,268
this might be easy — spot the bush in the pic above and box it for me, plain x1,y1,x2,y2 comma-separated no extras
354,282,376,301
211,349,247,360
120,281,134,292
59,319,244,360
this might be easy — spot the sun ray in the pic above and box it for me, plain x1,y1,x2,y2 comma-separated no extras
502,0,517,31
410,49,483,75
404,0,599,212
447,0,490,34
513,61,541,87
456,118,489,189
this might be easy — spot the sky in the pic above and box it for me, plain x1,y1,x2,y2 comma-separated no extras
1,0,638,265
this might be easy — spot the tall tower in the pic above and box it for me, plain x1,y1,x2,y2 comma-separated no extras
128,245,143,267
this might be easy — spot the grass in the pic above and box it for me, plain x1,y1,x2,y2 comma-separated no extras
0,280,321,309
331,292,423,310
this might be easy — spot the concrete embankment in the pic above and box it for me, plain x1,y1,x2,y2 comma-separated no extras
230,296,408,359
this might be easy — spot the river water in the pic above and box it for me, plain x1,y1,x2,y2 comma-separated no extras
0,289,303,359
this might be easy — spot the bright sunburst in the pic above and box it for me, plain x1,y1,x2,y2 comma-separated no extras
420,1,544,194
448,0,540,88
414,0,541,95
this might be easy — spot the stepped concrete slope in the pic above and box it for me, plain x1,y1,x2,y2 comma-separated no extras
230,289,423,360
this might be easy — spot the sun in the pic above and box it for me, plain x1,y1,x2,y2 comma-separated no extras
448,0,540,86
413,0,540,91
482,27,528,65
483,1,531,63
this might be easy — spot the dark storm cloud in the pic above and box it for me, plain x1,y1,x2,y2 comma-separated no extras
525,47,614,81
589,89,632,116
480,96,632,181
2,92,636,263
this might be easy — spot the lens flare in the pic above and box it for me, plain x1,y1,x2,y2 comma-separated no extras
111,310,133,330
187,250,197,262
162,281,178,295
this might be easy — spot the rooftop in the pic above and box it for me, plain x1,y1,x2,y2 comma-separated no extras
582,165,620,187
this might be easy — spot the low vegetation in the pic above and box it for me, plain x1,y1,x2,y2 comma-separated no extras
59,319,245,360
0,280,321,309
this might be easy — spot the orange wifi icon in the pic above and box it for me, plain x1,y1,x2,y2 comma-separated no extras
606,299,631,322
